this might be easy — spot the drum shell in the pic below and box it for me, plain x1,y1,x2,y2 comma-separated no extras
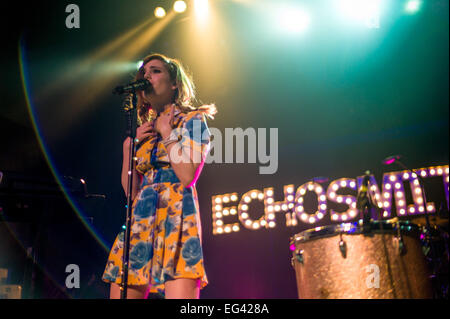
292,228,433,299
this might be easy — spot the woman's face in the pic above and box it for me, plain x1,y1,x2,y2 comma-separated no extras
141,58,177,111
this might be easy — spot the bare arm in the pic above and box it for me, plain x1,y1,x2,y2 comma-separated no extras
121,137,141,200
163,141,199,188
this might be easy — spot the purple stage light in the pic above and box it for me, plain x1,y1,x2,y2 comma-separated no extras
382,155,401,165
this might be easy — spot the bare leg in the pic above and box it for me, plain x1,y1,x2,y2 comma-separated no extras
110,283,149,299
164,278,200,299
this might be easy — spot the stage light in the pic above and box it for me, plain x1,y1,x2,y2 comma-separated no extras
174,1,187,13
154,7,166,18
136,60,144,70
278,7,311,33
335,0,381,28
194,0,209,20
405,0,421,13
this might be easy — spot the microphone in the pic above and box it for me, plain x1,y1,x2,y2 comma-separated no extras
382,155,401,165
113,79,151,95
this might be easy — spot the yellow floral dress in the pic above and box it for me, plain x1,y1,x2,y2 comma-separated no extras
102,106,210,296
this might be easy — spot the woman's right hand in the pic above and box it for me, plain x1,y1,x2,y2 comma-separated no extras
135,120,157,144
122,120,156,153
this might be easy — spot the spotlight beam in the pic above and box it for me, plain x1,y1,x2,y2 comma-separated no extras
34,11,176,141
39,17,156,100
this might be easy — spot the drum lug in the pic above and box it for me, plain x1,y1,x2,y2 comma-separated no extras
397,236,406,255
339,239,347,258
291,249,304,267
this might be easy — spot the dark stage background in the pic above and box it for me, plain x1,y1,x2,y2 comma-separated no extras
0,0,448,298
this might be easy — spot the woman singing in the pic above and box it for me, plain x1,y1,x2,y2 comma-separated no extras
102,53,216,299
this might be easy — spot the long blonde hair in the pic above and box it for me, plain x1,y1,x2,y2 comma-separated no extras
135,53,217,125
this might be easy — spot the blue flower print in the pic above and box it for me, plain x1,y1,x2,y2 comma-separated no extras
184,114,210,145
133,187,157,221
130,241,153,270
181,237,202,267
103,265,120,281
182,188,195,217
164,217,175,238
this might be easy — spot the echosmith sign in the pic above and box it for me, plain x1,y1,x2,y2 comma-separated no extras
211,164,449,235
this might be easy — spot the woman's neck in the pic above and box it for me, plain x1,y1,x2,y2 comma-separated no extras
153,103,172,115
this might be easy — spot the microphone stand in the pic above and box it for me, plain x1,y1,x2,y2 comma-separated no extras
389,159,441,298
117,92,137,299
356,173,376,234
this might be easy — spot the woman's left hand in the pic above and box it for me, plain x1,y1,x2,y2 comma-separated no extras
154,103,175,139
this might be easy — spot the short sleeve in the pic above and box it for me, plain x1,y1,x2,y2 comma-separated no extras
178,111,211,165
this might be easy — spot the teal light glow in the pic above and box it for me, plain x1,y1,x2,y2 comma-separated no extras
18,36,110,253
277,6,311,34
334,0,382,28
405,0,421,14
